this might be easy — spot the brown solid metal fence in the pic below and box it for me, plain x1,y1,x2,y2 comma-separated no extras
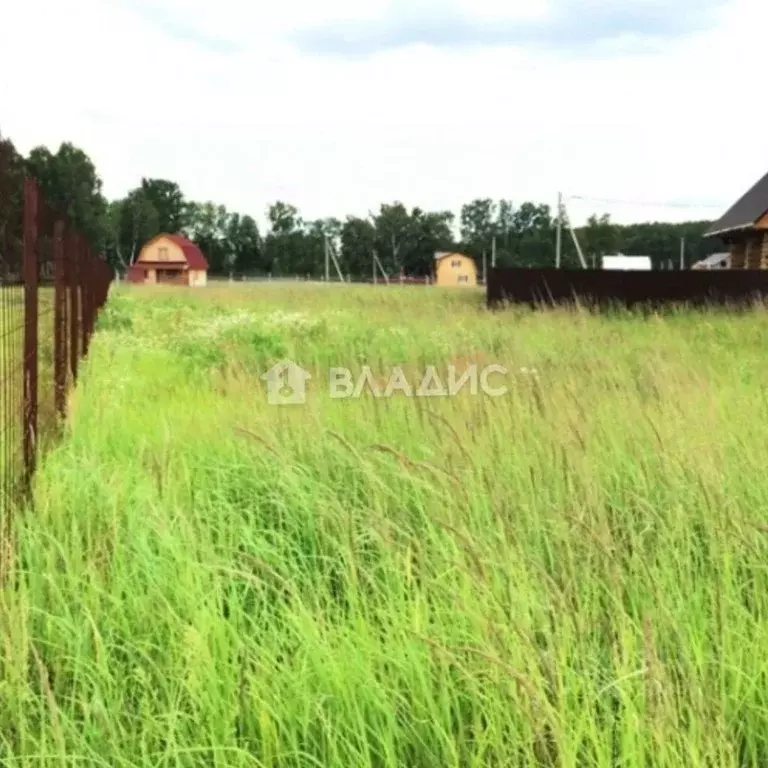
0,171,112,515
487,267,768,309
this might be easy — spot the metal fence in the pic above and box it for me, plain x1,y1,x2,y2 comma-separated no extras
487,267,768,309
206,274,435,285
0,174,112,514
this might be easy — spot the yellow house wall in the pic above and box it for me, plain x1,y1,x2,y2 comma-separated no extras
189,269,207,287
434,254,478,286
136,235,186,264
145,268,157,284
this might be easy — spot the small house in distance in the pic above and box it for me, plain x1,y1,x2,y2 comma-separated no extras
705,170,768,268
602,254,652,271
433,252,477,286
127,233,209,286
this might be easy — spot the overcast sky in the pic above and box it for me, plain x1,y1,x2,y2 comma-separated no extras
1,0,765,230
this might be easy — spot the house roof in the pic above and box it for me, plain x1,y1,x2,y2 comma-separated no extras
166,234,209,270
705,171,768,237
128,261,186,268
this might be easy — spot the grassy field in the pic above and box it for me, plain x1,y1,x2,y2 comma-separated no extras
3,283,768,766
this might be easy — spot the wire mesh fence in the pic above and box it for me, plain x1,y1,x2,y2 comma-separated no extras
0,144,24,520
204,273,436,285
0,166,112,516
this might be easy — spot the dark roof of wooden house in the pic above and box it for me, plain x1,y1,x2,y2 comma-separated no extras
167,234,209,270
706,171,768,237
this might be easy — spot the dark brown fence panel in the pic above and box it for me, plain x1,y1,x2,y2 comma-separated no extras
0,165,113,517
487,267,768,309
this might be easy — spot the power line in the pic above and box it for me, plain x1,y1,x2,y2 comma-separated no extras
566,194,727,210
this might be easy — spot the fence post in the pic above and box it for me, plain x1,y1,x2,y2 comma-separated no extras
53,220,67,419
70,233,80,382
22,178,38,489
81,246,90,358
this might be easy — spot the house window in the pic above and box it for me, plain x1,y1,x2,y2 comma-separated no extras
158,247,169,261
458,275,468,283
451,259,461,268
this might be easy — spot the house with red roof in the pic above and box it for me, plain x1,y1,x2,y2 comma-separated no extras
126,233,209,286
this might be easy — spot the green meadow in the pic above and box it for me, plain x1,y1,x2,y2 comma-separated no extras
4,283,768,766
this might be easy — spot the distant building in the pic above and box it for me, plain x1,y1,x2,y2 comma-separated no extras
691,252,730,270
433,252,478,286
602,254,652,271
127,233,209,286
705,170,768,268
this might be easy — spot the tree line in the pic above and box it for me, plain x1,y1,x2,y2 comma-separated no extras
1,133,725,277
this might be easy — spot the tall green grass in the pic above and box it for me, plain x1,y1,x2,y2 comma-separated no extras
3,283,768,766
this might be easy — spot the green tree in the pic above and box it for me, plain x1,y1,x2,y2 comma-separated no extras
25,142,107,249
268,202,301,236
299,220,328,278
372,202,410,274
509,202,554,267
185,201,231,273
308,218,344,278
460,198,497,258
492,199,516,265
0,133,24,274
405,209,455,275
579,214,619,267
6,130,733,277
341,216,377,278
264,202,303,275
228,214,262,274
140,178,186,233
104,188,160,270
372,202,425,276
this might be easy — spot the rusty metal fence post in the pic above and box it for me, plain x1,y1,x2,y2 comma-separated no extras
82,245,92,358
53,220,66,419
69,232,80,383
22,179,38,489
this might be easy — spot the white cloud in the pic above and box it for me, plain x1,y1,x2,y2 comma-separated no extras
0,0,766,234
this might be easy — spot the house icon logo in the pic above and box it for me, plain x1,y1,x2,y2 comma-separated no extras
261,359,311,405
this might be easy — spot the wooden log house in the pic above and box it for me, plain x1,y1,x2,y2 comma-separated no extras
706,171,768,268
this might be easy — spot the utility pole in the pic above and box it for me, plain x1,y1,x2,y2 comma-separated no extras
679,237,685,270
373,249,389,284
373,250,377,284
327,236,345,282
566,216,588,269
555,192,563,268
560,197,587,269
